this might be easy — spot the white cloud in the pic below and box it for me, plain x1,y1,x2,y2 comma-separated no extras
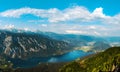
0,7,60,20
49,6,91,22
4,24,15,29
66,30,87,34
93,31,101,36
0,6,107,22
23,27,29,31
0,6,120,36
92,7,105,18
0,7,45,18
88,26,96,29
0,6,119,24
65,29,101,36
41,24,47,27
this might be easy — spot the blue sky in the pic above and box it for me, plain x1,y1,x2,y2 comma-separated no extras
0,0,120,36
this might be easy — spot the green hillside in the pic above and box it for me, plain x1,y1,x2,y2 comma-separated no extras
59,47,120,72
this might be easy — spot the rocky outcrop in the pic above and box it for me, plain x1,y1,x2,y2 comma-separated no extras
0,30,72,59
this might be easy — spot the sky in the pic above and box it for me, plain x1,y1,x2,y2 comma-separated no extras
0,0,120,36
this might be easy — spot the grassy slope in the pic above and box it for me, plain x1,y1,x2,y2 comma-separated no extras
59,47,120,72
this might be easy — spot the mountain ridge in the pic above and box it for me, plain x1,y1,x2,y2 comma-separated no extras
0,30,73,59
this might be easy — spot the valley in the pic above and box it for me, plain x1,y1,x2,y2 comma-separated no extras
0,29,120,72
0,0,119,71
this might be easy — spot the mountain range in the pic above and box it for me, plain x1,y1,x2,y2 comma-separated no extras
0,29,118,59
0,29,120,71
0,30,73,59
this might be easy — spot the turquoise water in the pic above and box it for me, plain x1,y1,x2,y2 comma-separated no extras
47,50,92,62
8,50,93,68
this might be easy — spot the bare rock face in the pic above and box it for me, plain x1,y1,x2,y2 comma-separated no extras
0,30,72,59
